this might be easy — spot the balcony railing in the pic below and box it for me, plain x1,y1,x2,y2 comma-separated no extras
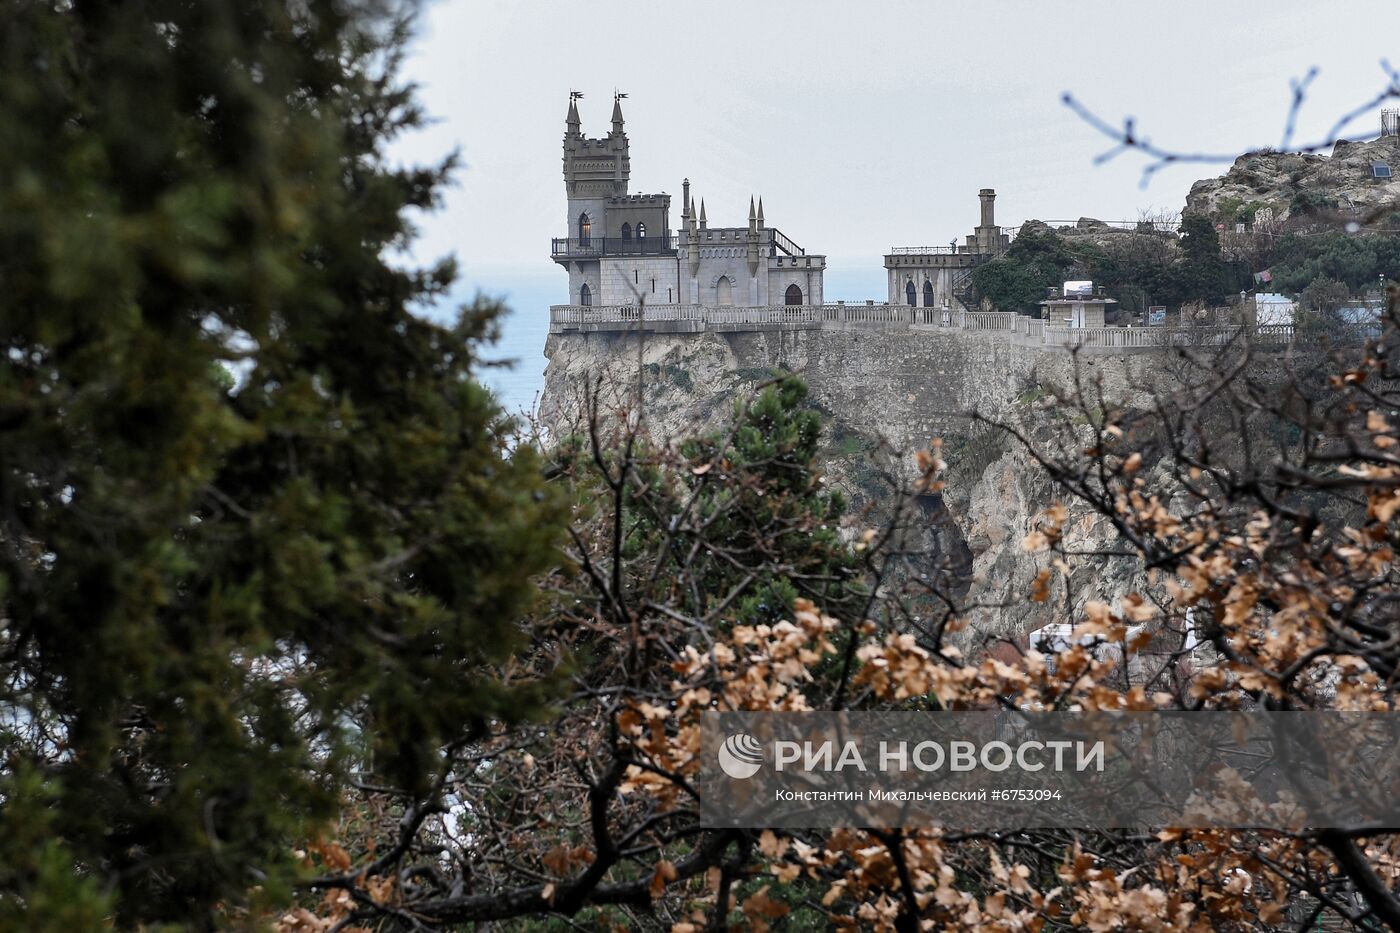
551,235,679,260
889,245,961,255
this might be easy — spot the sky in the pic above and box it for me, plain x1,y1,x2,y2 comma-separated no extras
385,0,1400,411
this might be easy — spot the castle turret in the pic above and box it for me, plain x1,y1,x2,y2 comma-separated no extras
565,96,581,138
747,195,761,277
688,211,701,278
554,92,671,303
610,94,626,136
562,95,629,203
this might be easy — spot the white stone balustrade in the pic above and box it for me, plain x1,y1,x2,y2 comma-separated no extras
548,304,1299,353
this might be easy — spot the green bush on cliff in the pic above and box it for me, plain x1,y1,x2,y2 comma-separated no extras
971,227,1077,312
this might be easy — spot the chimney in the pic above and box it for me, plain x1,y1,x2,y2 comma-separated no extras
978,188,996,228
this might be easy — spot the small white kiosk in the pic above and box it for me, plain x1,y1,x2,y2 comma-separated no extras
1040,281,1117,328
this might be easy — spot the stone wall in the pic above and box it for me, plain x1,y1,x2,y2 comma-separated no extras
542,326,1163,450
596,256,682,306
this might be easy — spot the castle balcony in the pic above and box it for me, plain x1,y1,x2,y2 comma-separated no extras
550,234,679,262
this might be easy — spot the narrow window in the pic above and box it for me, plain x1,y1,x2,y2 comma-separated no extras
578,213,591,246
637,222,646,239
621,222,631,241
905,281,917,306
785,284,803,306
923,280,935,307
580,282,592,306
651,278,656,294
635,269,639,284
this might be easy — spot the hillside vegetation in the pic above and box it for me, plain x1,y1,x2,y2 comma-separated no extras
973,135,1400,315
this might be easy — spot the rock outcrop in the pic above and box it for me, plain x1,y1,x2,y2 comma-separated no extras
1184,136,1400,223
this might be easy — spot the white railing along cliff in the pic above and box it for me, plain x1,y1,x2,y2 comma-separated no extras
548,304,1298,352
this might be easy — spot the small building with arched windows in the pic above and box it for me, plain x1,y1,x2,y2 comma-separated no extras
552,93,825,310
884,189,1012,311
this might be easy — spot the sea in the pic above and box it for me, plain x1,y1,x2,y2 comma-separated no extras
426,265,888,420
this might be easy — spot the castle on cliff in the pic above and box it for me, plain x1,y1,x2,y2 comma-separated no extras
552,93,827,309
546,94,1297,357
551,93,1006,313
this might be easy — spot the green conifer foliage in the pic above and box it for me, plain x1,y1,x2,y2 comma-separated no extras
0,2,563,926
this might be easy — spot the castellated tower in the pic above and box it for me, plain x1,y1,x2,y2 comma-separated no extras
553,94,676,307
562,94,630,235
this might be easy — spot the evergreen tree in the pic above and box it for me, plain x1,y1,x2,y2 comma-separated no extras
0,1,563,927
1176,213,1230,305
1270,231,1400,293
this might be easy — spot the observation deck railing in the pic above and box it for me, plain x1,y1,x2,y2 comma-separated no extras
551,235,680,260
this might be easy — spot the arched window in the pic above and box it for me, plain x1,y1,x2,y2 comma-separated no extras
716,276,733,306
578,213,591,246
620,222,631,241
580,282,592,306
785,284,803,306
637,222,646,239
923,280,935,307
905,281,917,306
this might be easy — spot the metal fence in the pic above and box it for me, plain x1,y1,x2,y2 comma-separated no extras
550,235,680,259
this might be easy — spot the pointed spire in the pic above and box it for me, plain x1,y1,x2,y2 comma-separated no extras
611,93,625,134
566,94,581,136
749,196,757,232
756,197,765,228
698,198,707,229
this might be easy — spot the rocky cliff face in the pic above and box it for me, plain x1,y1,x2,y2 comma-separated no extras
541,327,1165,646
952,423,1154,645
1185,136,1400,223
